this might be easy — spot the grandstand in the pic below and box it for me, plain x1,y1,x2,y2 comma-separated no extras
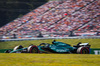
0,0,100,39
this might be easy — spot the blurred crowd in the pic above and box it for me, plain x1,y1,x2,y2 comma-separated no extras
76,17,100,32
0,1,61,36
0,0,100,38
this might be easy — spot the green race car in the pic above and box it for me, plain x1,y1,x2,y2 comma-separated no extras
5,40,91,54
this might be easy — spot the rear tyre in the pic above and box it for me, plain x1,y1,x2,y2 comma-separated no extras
77,47,89,54
28,45,39,53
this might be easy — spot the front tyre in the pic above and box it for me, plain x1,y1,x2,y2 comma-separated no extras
28,45,39,53
77,47,89,54
13,45,23,51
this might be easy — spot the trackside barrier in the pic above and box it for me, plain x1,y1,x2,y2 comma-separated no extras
0,36,100,42
90,48,100,55
0,49,13,53
0,48,100,55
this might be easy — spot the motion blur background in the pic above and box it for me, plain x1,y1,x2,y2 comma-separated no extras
0,0,100,39
0,0,48,27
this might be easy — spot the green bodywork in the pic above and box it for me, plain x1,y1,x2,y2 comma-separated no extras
3,41,76,53
37,41,76,53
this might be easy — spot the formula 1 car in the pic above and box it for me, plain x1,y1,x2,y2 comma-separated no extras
5,40,91,54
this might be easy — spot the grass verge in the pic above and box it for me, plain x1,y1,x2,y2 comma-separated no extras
0,39,100,49
0,53,100,66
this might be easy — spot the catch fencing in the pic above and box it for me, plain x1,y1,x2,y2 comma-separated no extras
0,36,100,42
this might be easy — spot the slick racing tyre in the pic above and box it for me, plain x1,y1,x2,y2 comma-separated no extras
13,45,23,51
13,46,19,51
28,45,39,53
77,47,89,54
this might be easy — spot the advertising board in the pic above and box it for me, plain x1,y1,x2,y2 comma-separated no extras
90,48,100,55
